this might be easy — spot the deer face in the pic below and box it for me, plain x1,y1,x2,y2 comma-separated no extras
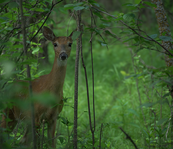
53,37,73,66
43,26,73,66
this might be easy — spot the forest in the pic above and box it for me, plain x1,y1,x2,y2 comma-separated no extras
0,0,173,149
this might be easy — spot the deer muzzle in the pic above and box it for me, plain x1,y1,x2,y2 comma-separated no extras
59,52,68,61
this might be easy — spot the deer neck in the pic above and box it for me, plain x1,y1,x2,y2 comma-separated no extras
48,58,67,93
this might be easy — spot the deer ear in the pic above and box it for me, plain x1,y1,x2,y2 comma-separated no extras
68,29,77,38
43,26,55,41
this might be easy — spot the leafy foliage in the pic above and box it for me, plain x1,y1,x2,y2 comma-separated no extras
0,0,173,149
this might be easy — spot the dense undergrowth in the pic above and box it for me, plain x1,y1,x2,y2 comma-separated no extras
0,0,172,148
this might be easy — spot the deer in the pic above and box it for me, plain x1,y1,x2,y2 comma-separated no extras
1,26,74,148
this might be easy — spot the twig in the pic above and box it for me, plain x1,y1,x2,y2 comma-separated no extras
1,0,63,90
90,8,96,148
99,123,103,149
129,48,147,130
32,0,40,7
166,117,171,139
0,2,9,13
89,7,108,50
19,0,36,148
139,58,156,69
17,0,63,62
67,120,70,144
90,5,173,57
29,1,63,46
80,10,96,149
73,1,82,148
41,119,45,149
119,127,138,149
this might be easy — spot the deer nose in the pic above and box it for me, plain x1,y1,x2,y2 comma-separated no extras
59,52,68,61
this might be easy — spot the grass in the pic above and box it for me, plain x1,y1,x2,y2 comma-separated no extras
0,33,170,149
0,20,170,149
46,37,169,148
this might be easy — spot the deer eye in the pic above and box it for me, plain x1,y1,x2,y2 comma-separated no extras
68,43,72,47
53,43,57,47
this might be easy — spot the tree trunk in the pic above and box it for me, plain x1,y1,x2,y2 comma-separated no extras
151,0,173,146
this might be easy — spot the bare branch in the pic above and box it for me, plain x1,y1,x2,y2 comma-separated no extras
73,0,82,148
19,0,36,148
90,7,96,145
91,5,173,57
99,123,103,149
0,2,9,13
41,119,45,149
119,127,138,149
1,0,63,90
17,0,63,62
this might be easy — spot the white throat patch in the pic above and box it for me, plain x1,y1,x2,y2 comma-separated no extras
57,58,67,66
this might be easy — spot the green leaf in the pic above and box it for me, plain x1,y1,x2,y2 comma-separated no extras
123,36,136,43
11,52,21,57
141,102,155,107
123,13,135,22
99,23,110,28
143,1,156,7
105,30,116,38
97,40,107,46
64,2,84,10
64,4,74,10
32,47,39,54
135,47,144,53
0,17,9,21
93,3,100,7
149,34,158,39
64,4,74,7
34,8,45,12
159,36,172,42
59,7,68,14
135,0,142,4
73,6,85,11
150,80,161,88
157,118,169,125
21,59,37,65
162,92,170,98
123,3,138,7
60,117,68,124
6,27,13,31
139,3,145,9
88,0,97,4
74,2,84,6
101,42,107,46
24,13,32,16
12,44,23,49
127,109,139,117
93,10,103,18
0,0,10,4
59,137,64,144
72,31,81,40
8,1,18,8
129,122,140,128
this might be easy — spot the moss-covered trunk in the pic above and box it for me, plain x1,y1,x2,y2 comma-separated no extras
151,0,173,146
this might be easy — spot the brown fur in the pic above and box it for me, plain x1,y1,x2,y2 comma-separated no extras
1,26,73,148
